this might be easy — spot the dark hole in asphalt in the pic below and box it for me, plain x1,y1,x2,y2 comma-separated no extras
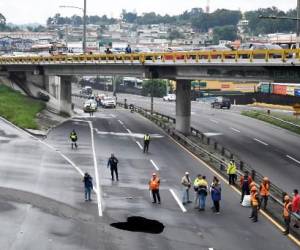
110,216,164,234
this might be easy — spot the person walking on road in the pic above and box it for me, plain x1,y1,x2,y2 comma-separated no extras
143,133,150,153
249,186,260,222
227,160,237,185
240,171,252,203
259,177,270,209
283,195,293,235
193,174,202,208
149,173,161,204
83,172,93,201
181,172,192,204
292,189,300,229
70,129,78,149
107,153,119,181
198,176,208,211
210,176,221,214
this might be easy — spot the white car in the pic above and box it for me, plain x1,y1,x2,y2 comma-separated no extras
163,94,176,102
83,99,97,112
102,97,116,108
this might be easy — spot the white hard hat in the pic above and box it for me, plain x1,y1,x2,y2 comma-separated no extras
152,173,156,176
185,172,189,175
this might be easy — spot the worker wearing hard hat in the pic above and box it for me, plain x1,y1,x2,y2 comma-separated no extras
181,172,192,205
283,195,293,235
149,173,161,204
259,177,270,210
249,185,260,222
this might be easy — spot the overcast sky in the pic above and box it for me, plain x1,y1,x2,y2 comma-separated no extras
0,0,297,25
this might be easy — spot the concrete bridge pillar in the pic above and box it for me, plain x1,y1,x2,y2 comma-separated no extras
59,76,72,116
176,80,191,135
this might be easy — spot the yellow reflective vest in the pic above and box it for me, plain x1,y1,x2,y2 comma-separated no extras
227,163,237,175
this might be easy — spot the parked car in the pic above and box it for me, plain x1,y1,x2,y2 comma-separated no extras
102,96,116,108
163,94,176,101
211,97,231,109
83,99,97,112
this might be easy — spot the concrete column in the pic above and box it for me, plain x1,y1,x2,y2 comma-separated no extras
60,76,72,116
176,80,191,135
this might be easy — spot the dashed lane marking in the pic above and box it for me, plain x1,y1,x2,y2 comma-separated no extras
209,119,219,124
230,127,241,133
169,189,187,213
136,141,143,150
118,120,124,125
286,155,300,165
253,138,269,146
150,159,160,171
126,128,132,134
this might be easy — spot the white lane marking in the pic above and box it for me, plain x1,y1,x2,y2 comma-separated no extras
253,138,269,146
136,141,143,150
118,120,124,125
286,155,300,165
209,248,214,250
230,127,241,133
169,189,187,213
203,132,222,137
209,119,219,124
88,121,103,217
150,159,160,171
57,152,84,176
126,128,132,134
95,130,163,139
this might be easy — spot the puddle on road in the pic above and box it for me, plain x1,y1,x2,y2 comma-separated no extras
110,216,164,234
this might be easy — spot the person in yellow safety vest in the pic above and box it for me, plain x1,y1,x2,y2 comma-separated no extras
249,185,260,222
259,177,270,210
193,174,202,208
143,133,151,153
227,160,237,185
70,129,78,149
283,195,293,235
149,173,161,204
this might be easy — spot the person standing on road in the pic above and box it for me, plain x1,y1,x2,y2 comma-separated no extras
107,153,119,181
193,174,202,208
198,176,208,211
149,173,161,204
227,160,237,185
83,172,93,201
143,133,150,153
210,176,221,214
125,44,132,54
249,186,260,222
240,171,252,203
283,195,293,235
181,172,192,205
292,189,300,229
70,129,78,149
259,177,270,209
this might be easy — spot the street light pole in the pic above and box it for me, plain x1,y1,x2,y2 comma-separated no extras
83,0,87,53
297,0,300,48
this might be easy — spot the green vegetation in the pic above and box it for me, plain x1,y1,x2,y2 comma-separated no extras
0,85,45,129
142,79,167,98
242,110,300,135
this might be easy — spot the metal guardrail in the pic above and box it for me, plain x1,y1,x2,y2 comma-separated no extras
114,101,300,240
1,48,299,65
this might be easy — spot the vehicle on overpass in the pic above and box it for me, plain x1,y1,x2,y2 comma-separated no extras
163,93,176,101
239,43,285,58
211,96,231,109
83,99,97,112
102,96,116,108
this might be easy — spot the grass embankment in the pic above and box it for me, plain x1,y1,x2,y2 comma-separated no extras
242,110,300,135
0,85,45,129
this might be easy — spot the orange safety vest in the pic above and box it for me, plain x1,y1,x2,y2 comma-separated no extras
251,193,259,206
283,201,292,218
260,183,270,196
149,178,160,190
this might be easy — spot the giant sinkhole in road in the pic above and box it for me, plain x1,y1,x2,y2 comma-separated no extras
110,216,164,234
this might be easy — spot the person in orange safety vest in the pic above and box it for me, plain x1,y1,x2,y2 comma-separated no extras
259,177,270,210
283,195,292,235
149,173,161,204
249,186,260,222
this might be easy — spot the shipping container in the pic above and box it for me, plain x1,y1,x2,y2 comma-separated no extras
287,86,295,96
273,84,287,95
295,89,300,97
260,83,272,94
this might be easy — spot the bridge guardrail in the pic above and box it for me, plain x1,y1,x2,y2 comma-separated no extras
1,48,300,65
114,100,300,240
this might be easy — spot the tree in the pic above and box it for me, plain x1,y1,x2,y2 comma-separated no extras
168,29,184,41
213,25,238,44
0,13,6,24
142,79,167,98
122,10,137,23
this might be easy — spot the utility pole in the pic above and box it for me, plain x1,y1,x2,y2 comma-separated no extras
83,0,87,53
151,82,154,114
297,0,300,48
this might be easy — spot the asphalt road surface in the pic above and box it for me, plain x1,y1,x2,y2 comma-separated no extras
114,93,300,194
1,106,299,249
